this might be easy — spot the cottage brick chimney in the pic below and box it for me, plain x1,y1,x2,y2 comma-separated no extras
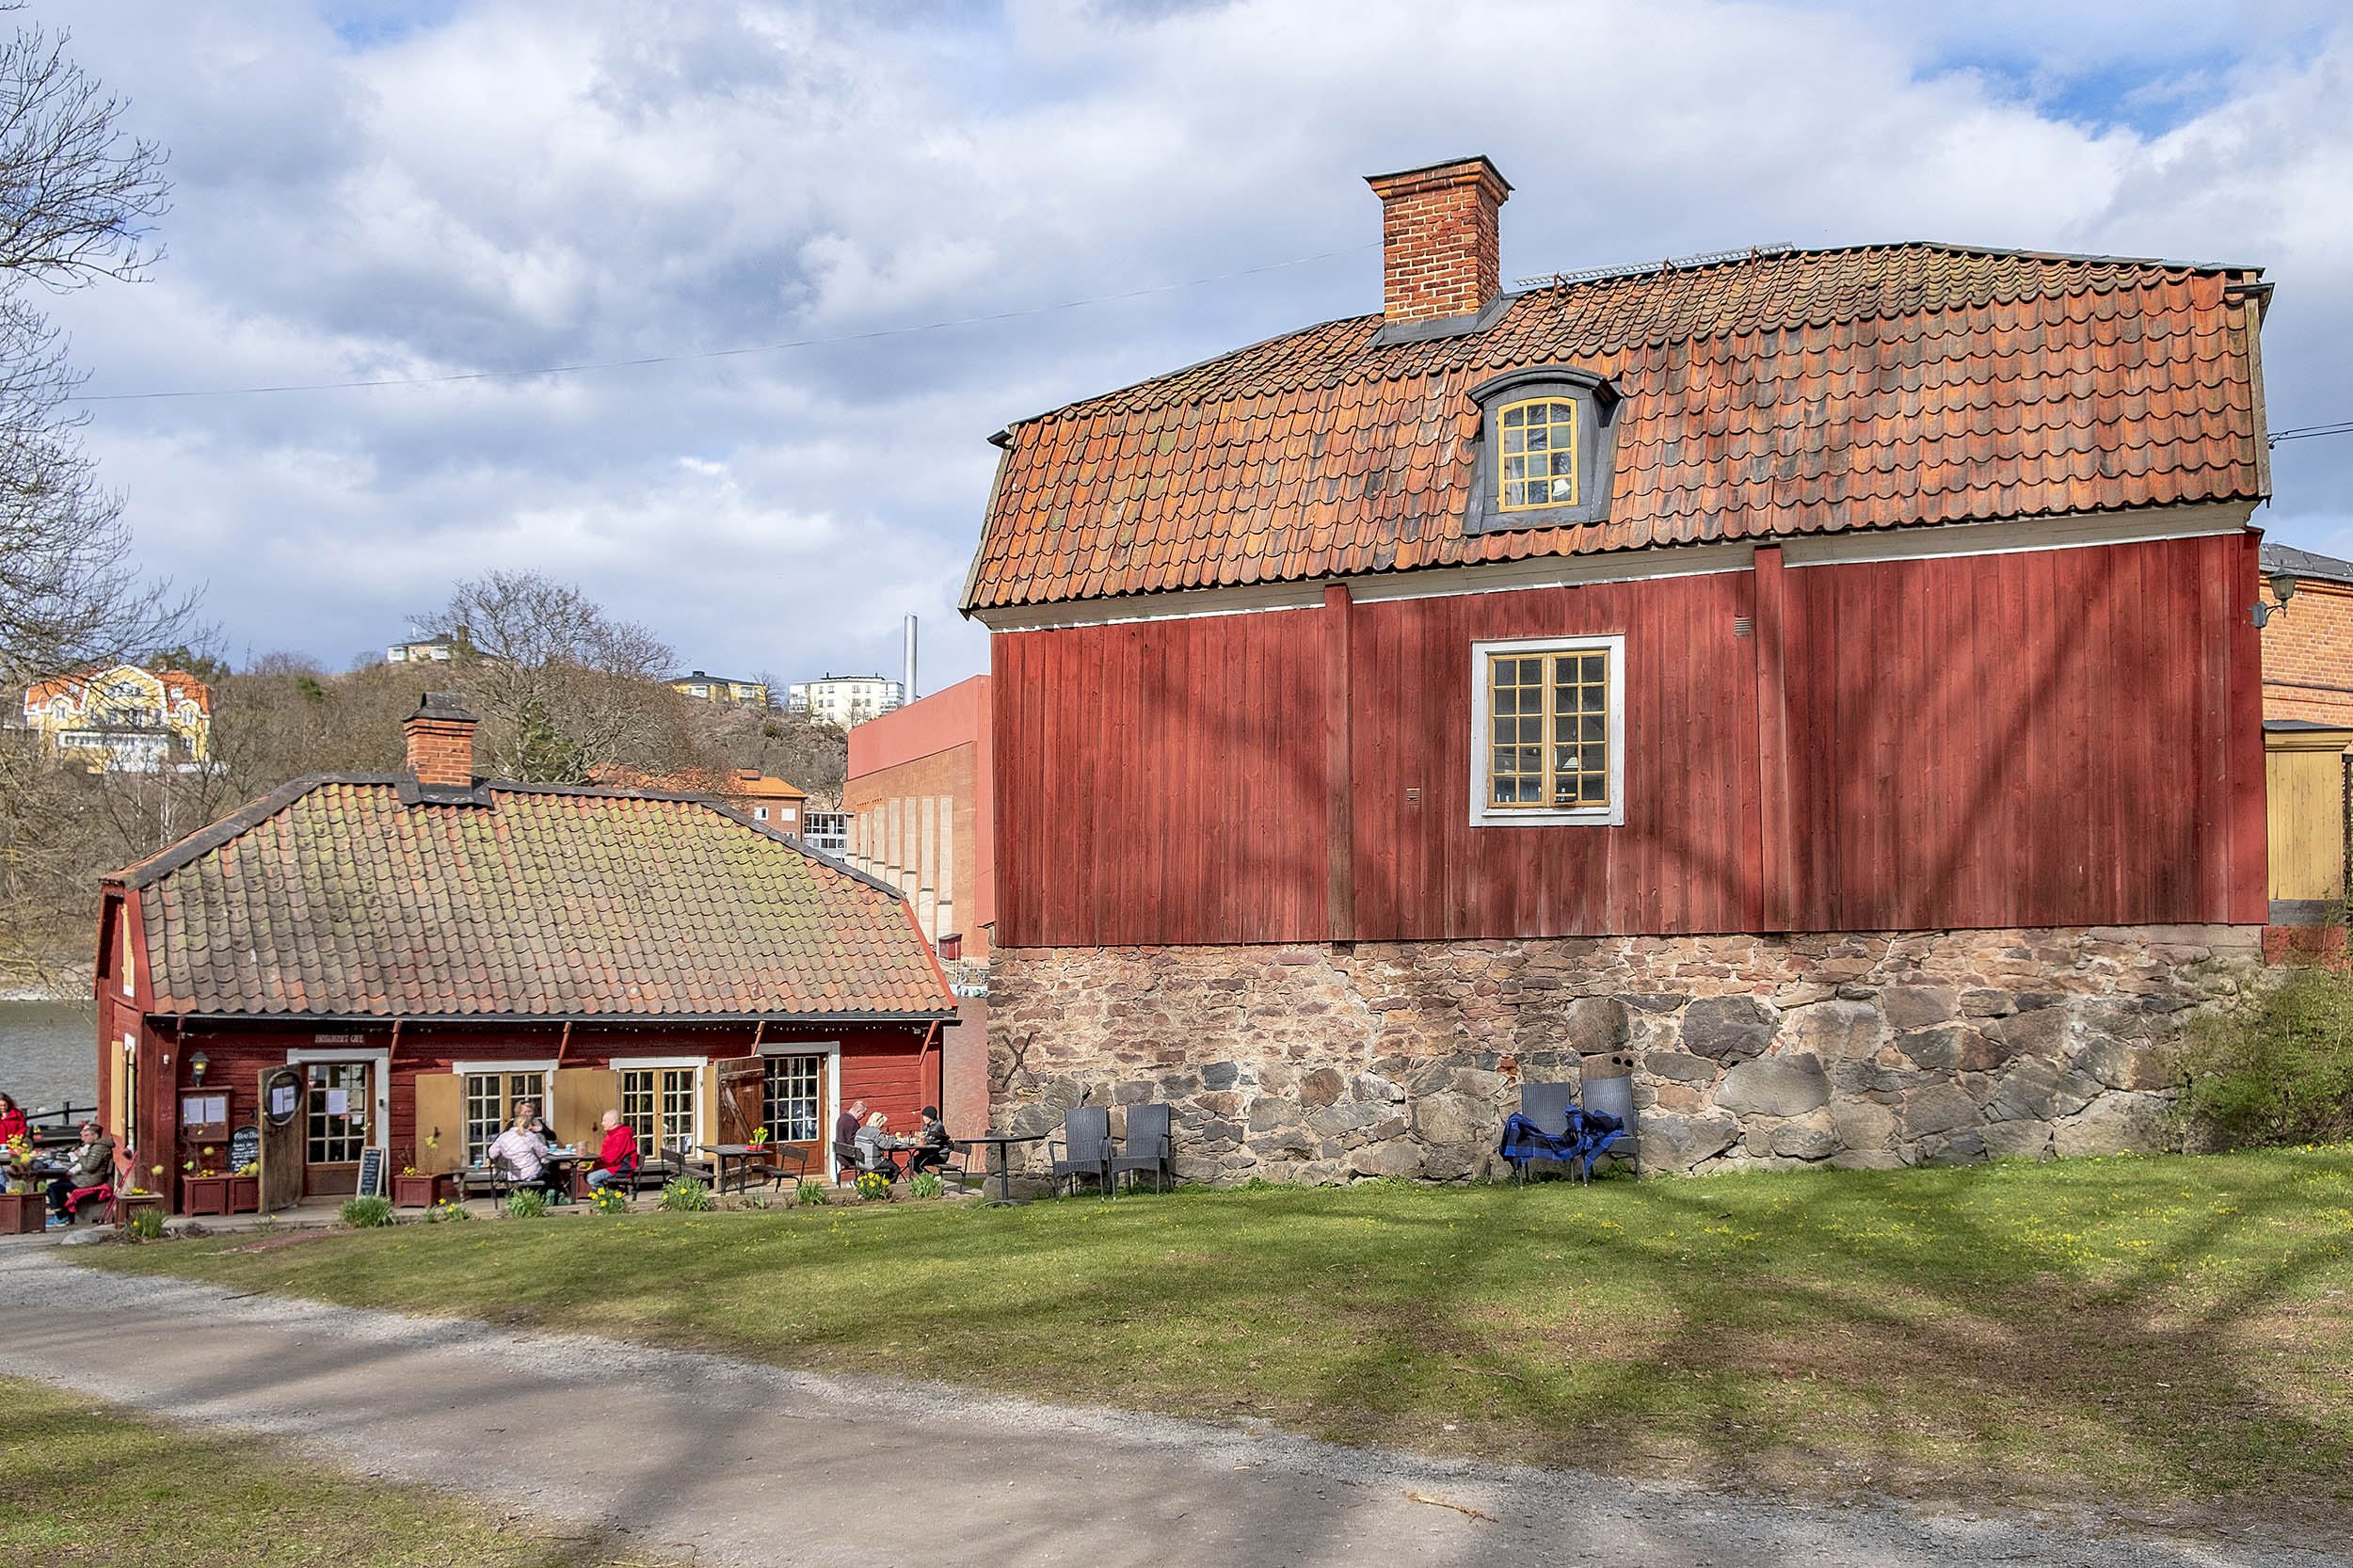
1366,155,1512,326
404,692,478,788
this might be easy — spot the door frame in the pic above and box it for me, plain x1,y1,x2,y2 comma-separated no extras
288,1047,390,1196
757,1039,840,1180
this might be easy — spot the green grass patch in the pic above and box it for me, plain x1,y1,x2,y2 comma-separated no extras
0,1374,671,1566
88,1150,2353,1528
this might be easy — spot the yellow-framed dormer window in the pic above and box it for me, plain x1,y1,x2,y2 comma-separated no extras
1497,398,1578,511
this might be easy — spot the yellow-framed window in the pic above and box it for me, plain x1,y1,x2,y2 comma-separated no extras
1497,397,1578,510
1487,648,1611,809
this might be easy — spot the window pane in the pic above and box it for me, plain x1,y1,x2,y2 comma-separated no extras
1581,776,1605,802
1501,406,1523,426
1524,424,1548,451
1550,402,1576,422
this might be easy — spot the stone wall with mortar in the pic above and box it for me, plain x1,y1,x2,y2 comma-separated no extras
984,926,2267,1183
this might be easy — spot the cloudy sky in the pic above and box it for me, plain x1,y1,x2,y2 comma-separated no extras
40,0,2353,692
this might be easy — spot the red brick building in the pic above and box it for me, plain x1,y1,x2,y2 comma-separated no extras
96,693,954,1210
962,155,2274,1181
2259,542,2353,726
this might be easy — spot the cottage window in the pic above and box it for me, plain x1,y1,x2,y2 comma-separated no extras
462,1070,546,1163
762,1053,824,1144
621,1067,696,1158
1464,366,1619,534
1468,633,1625,826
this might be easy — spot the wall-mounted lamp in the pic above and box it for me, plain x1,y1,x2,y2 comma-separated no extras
2252,571,2300,629
188,1050,208,1085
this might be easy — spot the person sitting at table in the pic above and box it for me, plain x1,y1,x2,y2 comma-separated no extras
46,1121,115,1228
515,1098,554,1144
584,1110,638,1192
854,1111,903,1180
0,1093,28,1147
834,1098,866,1156
909,1106,954,1176
485,1108,554,1194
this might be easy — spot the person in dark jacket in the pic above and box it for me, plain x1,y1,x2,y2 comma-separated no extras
909,1106,954,1176
833,1099,867,1154
47,1122,114,1226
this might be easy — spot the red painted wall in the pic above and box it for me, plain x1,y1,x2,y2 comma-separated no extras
992,532,2269,945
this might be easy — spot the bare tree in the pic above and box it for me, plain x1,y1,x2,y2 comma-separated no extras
413,570,712,784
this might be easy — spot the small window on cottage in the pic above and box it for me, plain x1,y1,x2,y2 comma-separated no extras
753,807,768,821
620,1067,696,1157
1469,634,1625,826
1498,399,1578,510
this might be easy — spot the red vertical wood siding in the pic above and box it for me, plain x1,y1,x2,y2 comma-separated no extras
991,533,2265,946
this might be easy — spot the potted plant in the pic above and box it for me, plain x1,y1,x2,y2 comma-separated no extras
227,1161,260,1212
391,1165,453,1208
0,1136,42,1234
114,1188,166,1227
181,1148,231,1214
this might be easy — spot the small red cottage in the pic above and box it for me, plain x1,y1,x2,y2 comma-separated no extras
963,155,2277,1180
94,694,955,1211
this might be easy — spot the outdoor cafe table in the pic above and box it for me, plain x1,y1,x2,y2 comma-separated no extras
962,1132,1048,1207
698,1144,804,1195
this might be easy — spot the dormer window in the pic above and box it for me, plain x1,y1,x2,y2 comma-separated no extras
1465,366,1620,534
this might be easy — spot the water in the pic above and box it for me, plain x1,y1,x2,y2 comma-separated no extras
0,1000,99,1118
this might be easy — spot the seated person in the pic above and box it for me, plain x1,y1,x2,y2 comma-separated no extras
833,1098,867,1158
46,1121,115,1227
485,1110,555,1193
853,1112,903,1181
585,1110,639,1192
909,1105,954,1176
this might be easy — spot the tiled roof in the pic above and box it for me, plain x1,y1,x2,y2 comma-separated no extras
962,242,2267,611
114,777,953,1019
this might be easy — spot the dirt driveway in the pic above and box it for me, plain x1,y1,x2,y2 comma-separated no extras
0,1251,2330,1568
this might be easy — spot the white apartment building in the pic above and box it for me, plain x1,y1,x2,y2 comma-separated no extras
787,674,904,726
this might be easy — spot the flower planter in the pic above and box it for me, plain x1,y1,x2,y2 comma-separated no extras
0,1191,47,1235
113,1192,164,1226
227,1174,260,1213
181,1175,232,1215
392,1172,454,1209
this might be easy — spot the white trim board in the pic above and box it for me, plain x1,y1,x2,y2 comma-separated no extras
968,503,2254,632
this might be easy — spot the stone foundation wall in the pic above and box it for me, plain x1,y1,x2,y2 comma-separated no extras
984,927,2267,1183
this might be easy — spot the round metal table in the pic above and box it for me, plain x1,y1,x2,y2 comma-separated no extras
962,1132,1048,1207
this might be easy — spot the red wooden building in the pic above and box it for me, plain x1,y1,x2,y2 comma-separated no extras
95,694,954,1211
961,155,2276,1179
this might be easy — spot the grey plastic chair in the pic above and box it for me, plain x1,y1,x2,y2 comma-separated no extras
1515,1081,1578,1187
1106,1104,1174,1194
1047,1107,1113,1199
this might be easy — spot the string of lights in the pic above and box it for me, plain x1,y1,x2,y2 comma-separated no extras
80,239,1381,405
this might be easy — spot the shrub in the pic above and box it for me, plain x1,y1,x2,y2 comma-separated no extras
2180,966,2353,1148
854,1168,891,1202
506,1188,548,1220
740,1193,768,1210
425,1199,471,1223
795,1180,827,1207
589,1183,630,1215
340,1195,394,1228
658,1177,712,1213
910,1171,944,1199
121,1207,165,1241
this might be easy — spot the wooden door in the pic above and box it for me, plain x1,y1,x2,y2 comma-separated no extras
413,1074,463,1174
716,1058,763,1146
300,1061,374,1197
257,1066,304,1212
550,1068,618,1150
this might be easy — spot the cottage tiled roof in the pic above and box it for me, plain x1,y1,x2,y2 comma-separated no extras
113,777,953,1020
962,241,2267,611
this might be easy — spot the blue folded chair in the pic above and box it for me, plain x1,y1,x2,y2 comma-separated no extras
1499,1081,1624,1185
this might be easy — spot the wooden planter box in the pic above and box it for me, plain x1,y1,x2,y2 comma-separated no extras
227,1174,260,1212
181,1175,232,1215
392,1172,454,1209
114,1192,165,1226
0,1191,46,1235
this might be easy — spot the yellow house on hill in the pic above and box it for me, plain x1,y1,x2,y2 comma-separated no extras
23,664,214,772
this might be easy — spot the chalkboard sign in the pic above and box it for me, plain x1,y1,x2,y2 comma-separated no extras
355,1146,386,1200
228,1126,261,1171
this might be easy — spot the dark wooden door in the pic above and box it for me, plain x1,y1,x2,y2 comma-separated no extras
257,1066,304,1212
716,1058,763,1145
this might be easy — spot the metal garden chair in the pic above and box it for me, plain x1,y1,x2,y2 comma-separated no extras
1046,1106,1113,1199
1106,1103,1175,1194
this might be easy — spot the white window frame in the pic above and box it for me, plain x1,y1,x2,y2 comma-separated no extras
757,1038,841,1180
615,1054,705,1159
1467,633,1626,827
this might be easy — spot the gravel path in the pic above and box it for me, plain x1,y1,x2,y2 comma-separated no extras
0,1251,2334,1568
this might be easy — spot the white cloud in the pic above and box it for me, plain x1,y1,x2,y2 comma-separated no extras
29,0,2353,690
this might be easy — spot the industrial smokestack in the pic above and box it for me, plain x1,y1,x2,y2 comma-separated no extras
903,614,918,704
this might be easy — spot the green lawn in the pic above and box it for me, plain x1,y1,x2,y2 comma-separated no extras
89,1149,2353,1530
0,1374,672,1567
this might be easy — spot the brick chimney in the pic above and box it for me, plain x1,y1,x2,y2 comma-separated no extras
404,692,478,788
1366,155,1512,326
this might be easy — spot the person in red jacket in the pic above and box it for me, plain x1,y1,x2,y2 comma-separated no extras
0,1094,28,1148
584,1110,639,1194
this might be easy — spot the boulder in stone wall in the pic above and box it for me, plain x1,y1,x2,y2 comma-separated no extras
1306,1102,1383,1138
1716,1053,1832,1117
1411,1090,1495,1148
1113,1080,1155,1104
1248,1128,1317,1159
1560,995,1634,1053
1980,1119,2054,1160
1783,1000,1884,1062
1897,1083,1979,1139
1452,1066,1508,1101
1421,1144,1480,1181
1895,1023,1972,1071
1881,986,1959,1031
1199,1119,1243,1146
1831,1148,1907,1170
1247,1097,1292,1131
1172,1155,1225,1181
1961,988,2018,1018
1349,1139,1424,1177
1299,1067,1346,1108
1646,1051,1719,1084
1639,1112,1739,1173
1920,1128,1990,1165
1769,1118,1840,1160
1986,1056,2102,1124
1367,1115,1410,1141
1351,1072,1406,1104
1990,1005,2070,1061
1201,1061,1242,1090
2054,1091,2175,1157
1681,996,1780,1063
1831,1096,1897,1152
